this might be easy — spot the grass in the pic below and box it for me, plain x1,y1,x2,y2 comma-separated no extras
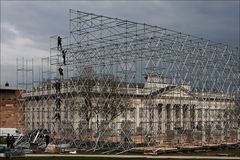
12,157,189,160
4,144,240,159
12,156,239,160
9,149,240,160
159,148,240,157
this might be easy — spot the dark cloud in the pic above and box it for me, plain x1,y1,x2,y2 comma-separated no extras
1,1,239,86
1,1,239,46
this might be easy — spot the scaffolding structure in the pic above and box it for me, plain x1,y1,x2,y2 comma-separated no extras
16,9,240,152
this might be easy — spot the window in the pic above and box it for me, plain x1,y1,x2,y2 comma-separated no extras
129,109,135,119
139,108,144,118
42,108,45,120
204,109,208,118
198,109,202,118
111,123,116,130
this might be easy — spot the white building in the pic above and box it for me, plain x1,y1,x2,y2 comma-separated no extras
22,73,240,145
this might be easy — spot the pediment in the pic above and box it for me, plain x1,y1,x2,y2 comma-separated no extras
148,86,194,98
162,87,193,98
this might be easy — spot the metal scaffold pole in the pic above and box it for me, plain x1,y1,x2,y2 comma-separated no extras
16,9,240,153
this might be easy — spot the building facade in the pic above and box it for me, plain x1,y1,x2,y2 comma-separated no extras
22,74,240,146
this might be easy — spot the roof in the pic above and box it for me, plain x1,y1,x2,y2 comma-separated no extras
0,87,19,91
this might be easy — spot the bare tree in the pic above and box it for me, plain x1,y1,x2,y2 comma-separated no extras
77,67,130,131
79,67,97,129
96,75,130,122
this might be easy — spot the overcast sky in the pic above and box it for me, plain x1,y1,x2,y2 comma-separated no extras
0,1,239,87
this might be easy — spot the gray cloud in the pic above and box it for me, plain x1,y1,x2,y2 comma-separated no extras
1,1,239,87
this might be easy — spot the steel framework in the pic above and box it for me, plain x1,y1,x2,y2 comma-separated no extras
16,9,240,152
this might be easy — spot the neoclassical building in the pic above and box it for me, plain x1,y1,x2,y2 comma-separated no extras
22,73,239,146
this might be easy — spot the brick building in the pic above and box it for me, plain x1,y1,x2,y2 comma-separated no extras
0,86,24,131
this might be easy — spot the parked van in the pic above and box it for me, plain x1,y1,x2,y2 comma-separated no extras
0,128,20,137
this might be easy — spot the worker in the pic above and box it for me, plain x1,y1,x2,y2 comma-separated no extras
55,81,61,93
57,36,62,50
58,67,63,79
62,50,67,65
53,113,61,121
56,97,62,109
6,133,11,148
45,134,50,146
10,135,15,149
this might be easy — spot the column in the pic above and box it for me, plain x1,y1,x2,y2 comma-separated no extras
201,130,206,143
39,106,43,127
173,105,176,128
180,105,183,128
220,109,225,141
194,107,198,129
27,106,31,130
47,107,50,131
170,105,174,130
201,108,205,130
136,106,140,128
219,110,225,141
201,108,206,143
161,105,166,133
153,107,158,134
211,109,216,130
31,107,34,130
220,109,224,129
237,128,240,141
146,107,150,132
186,105,191,129
206,108,210,128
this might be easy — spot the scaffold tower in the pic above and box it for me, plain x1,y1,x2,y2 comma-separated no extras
16,9,240,152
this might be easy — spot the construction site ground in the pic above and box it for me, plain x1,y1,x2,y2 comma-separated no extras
22,152,240,160
1,147,240,159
